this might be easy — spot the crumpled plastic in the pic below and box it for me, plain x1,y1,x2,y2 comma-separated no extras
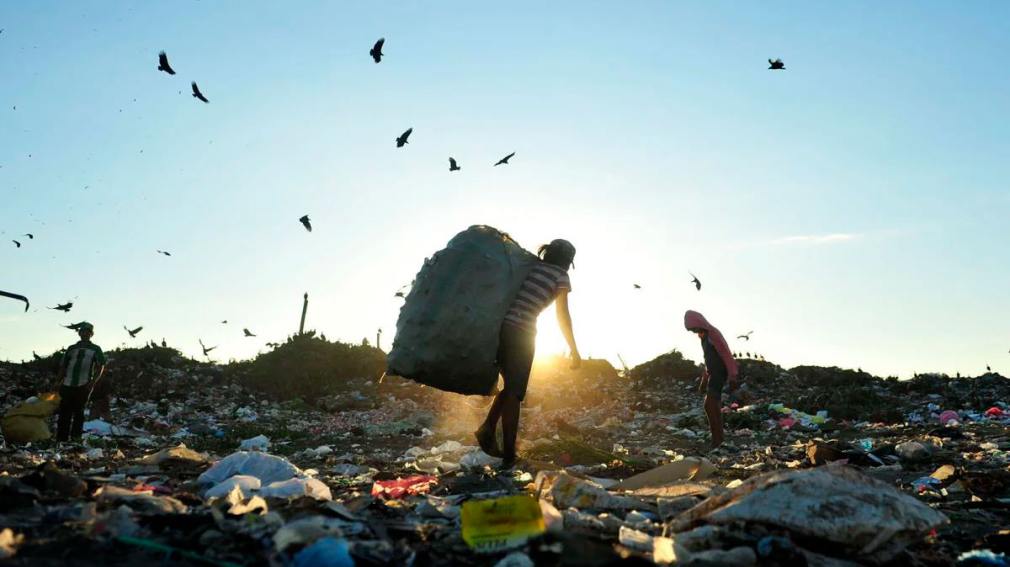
198,451,301,486
370,475,438,499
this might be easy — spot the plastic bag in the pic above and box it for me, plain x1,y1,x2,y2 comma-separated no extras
1,393,59,443
387,225,538,395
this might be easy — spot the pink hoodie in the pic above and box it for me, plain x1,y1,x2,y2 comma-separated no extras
684,310,738,378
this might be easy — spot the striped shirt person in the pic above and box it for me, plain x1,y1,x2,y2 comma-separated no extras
55,321,107,442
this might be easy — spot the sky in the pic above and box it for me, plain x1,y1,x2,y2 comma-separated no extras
2,2,1009,378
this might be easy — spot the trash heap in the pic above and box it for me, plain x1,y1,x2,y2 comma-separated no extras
1,345,1009,565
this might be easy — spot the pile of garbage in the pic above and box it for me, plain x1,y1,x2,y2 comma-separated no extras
2,345,1009,565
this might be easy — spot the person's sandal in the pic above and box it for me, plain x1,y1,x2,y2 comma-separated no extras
474,426,504,458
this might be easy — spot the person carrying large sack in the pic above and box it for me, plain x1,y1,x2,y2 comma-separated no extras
476,239,581,466
52,321,106,442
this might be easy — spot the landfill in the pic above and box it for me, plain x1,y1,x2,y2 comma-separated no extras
2,340,1010,565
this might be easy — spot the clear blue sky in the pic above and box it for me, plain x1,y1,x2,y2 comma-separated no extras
2,2,1008,377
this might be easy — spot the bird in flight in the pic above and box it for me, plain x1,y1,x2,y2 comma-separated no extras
243,328,256,337
396,128,412,147
12,240,20,248
50,302,73,312
737,331,753,341
1,290,29,312
449,157,460,172
633,283,641,289
191,82,209,103
299,215,312,232
124,325,143,338
768,58,785,70
689,273,702,291
156,250,171,256
394,291,405,298
199,339,216,356
987,364,992,372
370,38,385,63
23,233,33,239
494,152,516,166
63,321,88,330
221,320,228,324
157,51,176,74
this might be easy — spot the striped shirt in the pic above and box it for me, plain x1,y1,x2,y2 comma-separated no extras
61,340,106,387
503,262,571,332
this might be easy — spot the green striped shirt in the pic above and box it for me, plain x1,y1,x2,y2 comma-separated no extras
61,341,106,387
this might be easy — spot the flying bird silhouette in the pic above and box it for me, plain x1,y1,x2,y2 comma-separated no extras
23,233,33,239
768,58,785,70
394,291,405,298
449,157,460,172
243,328,256,337
494,152,516,166
0,290,29,312
124,325,143,338
63,321,88,330
12,240,20,248
370,38,385,63
987,364,992,372
50,302,73,312
156,250,171,256
737,331,753,341
221,320,228,324
191,82,209,103
689,273,701,291
299,215,312,232
157,51,175,74
633,283,641,289
396,128,412,147
199,339,216,356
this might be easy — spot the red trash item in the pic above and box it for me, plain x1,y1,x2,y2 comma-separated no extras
371,475,438,499
778,417,796,429
938,410,959,425
985,407,1004,418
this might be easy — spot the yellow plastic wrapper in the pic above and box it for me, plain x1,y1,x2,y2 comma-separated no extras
461,495,545,553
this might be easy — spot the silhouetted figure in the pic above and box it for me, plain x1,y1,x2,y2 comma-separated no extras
737,331,753,341
191,82,209,103
32,351,42,361
633,283,641,289
370,38,385,63
494,152,515,166
1,290,29,311
745,351,751,358
156,250,171,256
768,58,785,70
394,291,405,298
987,364,992,373
243,328,256,337
51,302,73,312
161,338,167,348
396,128,412,147
23,233,33,239
690,273,702,291
199,339,216,356
266,342,280,348
299,215,312,232
221,320,228,324
64,322,89,331
12,240,20,248
476,239,580,467
158,51,175,74
449,157,460,171
124,325,143,338
53,322,106,442
685,310,738,449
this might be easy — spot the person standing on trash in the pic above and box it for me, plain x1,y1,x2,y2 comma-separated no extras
476,239,581,466
684,310,738,449
53,322,107,442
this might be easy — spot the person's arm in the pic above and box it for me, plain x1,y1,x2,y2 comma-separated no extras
555,290,580,369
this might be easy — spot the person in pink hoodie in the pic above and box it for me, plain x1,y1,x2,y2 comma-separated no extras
684,310,738,448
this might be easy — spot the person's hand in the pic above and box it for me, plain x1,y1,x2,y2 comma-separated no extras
698,370,709,393
569,349,582,370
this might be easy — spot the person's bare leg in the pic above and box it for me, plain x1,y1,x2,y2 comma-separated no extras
704,394,724,448
500,394,522,465
476,391,505,457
